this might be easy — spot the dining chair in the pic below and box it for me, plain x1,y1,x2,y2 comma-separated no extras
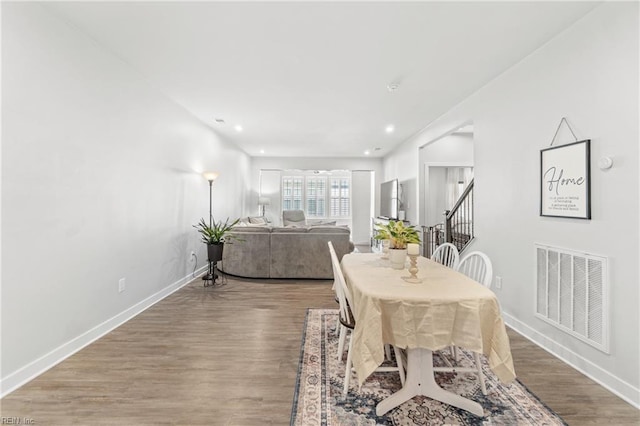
328,241,390,362
440,250,493,394
329,246,392,363
430,242,460,269
328,242,406,397
328,241,353,362
456,251,493,288
431,243,460,360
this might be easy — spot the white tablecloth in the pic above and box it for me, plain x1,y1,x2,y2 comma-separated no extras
341,253,516,386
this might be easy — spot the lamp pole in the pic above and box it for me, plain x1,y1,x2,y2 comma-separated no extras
202,171,220,286
208,179,213,228
202,171,219,227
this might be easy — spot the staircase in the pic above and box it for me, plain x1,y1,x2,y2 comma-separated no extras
423,179,475,257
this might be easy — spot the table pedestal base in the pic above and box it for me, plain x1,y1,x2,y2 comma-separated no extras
376,348,484,417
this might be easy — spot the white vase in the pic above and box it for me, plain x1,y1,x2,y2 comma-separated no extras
388,248,407,270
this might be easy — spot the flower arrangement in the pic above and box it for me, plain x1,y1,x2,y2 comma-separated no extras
374,220,420,249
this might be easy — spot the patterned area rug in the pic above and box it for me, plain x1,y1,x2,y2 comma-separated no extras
291,309,567,426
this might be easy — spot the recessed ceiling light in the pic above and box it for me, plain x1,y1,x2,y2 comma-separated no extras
387,83,399,92
260,149,265,154
234,125,243,132
364,150,370,156
385,125,395,134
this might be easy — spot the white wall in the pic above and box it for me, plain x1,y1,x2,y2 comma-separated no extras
383,3,639,406
258,170,281,222
419,133,474,226
351,170,374,244
1,3,251,394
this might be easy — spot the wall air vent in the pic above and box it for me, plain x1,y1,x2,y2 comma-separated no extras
535,243,609,353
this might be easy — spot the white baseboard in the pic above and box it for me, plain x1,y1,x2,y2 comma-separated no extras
503,312,640,409
0,266,208,398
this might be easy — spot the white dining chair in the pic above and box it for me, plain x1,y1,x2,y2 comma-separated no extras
430,242,460,269
328,241,391,362
328,241,405,397
441,250,493,394
456,251,493,288
329,241,353,362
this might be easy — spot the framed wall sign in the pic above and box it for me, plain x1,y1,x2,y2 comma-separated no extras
540,139,591,219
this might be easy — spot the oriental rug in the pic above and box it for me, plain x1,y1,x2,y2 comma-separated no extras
291,309,567,426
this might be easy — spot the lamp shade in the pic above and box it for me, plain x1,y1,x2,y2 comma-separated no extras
202,171,219,182
258,196,271,206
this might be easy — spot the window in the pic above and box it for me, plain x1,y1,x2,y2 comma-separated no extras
282,177,303,211
281,173,351,218
330,177,350,217
306,177,326,217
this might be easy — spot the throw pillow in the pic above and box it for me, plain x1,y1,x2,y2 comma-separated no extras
307,219,337,226
249,216,267,225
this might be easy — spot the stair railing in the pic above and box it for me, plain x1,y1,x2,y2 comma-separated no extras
445,179,474,253
422,224,444,258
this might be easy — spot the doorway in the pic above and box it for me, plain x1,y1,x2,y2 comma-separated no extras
425,166,474,228
418,124,474,228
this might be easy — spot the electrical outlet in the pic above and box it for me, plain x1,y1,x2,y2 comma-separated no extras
495,276,502,290
118,278,126,293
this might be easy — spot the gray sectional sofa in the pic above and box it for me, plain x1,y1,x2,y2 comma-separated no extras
219,225,352,279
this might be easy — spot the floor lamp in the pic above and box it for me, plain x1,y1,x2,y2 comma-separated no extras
202,171,219,228
202,171,219,285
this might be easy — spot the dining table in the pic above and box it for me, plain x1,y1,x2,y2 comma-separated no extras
340,252,516,417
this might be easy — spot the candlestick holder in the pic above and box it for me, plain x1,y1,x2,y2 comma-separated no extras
402,254,422,283
380,239,390,260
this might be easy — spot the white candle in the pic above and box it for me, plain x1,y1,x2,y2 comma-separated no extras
407,243,420,255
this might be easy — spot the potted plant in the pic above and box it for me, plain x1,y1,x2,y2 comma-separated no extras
193,217,241,263
374,220,420,269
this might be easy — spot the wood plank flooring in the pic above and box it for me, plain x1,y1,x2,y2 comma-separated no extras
2,276,638,425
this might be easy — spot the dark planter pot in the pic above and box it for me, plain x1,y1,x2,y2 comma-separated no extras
207,243,224,263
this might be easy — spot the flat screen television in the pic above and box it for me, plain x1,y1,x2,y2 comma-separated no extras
380,179,399,220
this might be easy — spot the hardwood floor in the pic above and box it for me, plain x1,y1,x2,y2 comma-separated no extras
2,276,638,425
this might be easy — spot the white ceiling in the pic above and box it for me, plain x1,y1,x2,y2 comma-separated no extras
45,1,599,158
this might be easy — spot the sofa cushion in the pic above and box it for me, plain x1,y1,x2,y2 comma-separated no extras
307,225,350,234
307,219,337,226
231,226,272,233
272,226,308,233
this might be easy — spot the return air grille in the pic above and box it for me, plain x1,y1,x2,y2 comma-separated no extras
535,244,609,353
